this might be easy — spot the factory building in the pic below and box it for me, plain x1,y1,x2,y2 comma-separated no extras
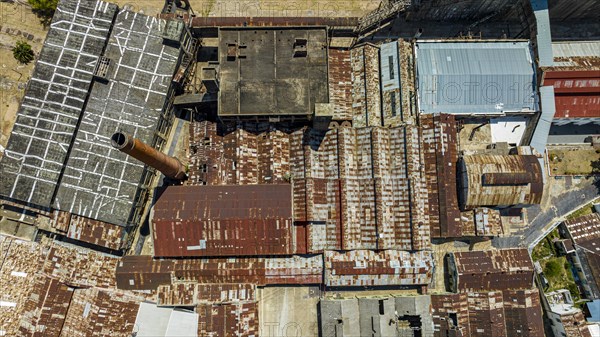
0,0,192,251
415,41,538,116
458,154,544,210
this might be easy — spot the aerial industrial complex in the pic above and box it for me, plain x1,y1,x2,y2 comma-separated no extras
0,0,599,336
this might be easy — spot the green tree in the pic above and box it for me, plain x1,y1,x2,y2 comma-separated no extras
12,41,34,64
28,0,58,26
544,259,562,278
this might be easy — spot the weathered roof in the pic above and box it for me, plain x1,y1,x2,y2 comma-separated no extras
416,41,537,114
431,289,544,337
324,250,433,287
54,9,181,226
218,27,328,117
458,155,543,209
450,248,535,291
157,283,255,306
543,70,600,119
197,302,258,337
421,114,461,238
152,184,301,257
0,0,117,208
116,255,323,290
552,41,600,59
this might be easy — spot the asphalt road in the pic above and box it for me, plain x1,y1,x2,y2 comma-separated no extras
493,176,600,249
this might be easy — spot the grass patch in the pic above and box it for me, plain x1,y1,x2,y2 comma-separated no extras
532,229,559,261
567,202,595,220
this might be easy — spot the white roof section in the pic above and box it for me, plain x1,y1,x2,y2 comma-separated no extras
135,302,198,337
415,41,537,114
552,41,600,58
490,116,529,145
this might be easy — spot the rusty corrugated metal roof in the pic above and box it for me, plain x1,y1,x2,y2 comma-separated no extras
451,248,535,292
157,283,256,306
502,289,545,337
60,288,142,337
543,69,600,119
67,214,125,251
197,302,259,337
152,184,302,257
458,155,543,210
116,255,322,291
328,48,353,121
421,114,462,238
324,250,433,287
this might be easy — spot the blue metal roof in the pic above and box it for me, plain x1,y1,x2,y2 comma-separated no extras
531,0,553,67
416,41,537,114
530,86,556,155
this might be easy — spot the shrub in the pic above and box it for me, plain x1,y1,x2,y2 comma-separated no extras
12,41,34,64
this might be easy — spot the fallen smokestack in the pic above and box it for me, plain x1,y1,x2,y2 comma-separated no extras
111,132,187,180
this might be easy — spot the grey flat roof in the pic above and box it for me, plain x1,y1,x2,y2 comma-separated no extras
218,27,329,116
54,10,180,225
416,41,537,114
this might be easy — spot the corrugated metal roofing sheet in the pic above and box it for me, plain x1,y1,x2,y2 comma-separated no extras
552,41,600,58
152,184,303,257
531,0,553,67
416,41,537,114
530,86,556,154
451,248,535,292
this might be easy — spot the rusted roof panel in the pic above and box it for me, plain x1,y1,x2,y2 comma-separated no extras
542,69,600,119
451,248,535,292
67,214,125,251
160,14,360,28
459,155,543,209
502,289,545,337
116,255,322,290
560,310,594,337
328,48,353,120
351,44,381,127
197,302,259,337
459,208,503,237
157,283,256,306
431,293,470,337
563,213,600,245
60,288,142,337
467,291,507,337
152,184,300,257
18,276,74,337
324,250,433,287
421,114,462,238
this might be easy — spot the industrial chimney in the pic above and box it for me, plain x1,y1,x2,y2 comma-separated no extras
111,132,187,180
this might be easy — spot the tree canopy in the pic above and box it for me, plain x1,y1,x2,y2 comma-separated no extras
12,41,35,64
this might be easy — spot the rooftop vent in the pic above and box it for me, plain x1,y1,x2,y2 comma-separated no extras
293,38,307,57
93,56,111,80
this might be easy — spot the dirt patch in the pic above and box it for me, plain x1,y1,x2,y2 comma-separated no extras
0,2,48,154
457,120,492,154
548,146,600,175
109,0,379,18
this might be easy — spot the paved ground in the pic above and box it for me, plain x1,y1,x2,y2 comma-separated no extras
547,124,599,144
493,175,600,249
258,286,320,337
0,1,48,153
